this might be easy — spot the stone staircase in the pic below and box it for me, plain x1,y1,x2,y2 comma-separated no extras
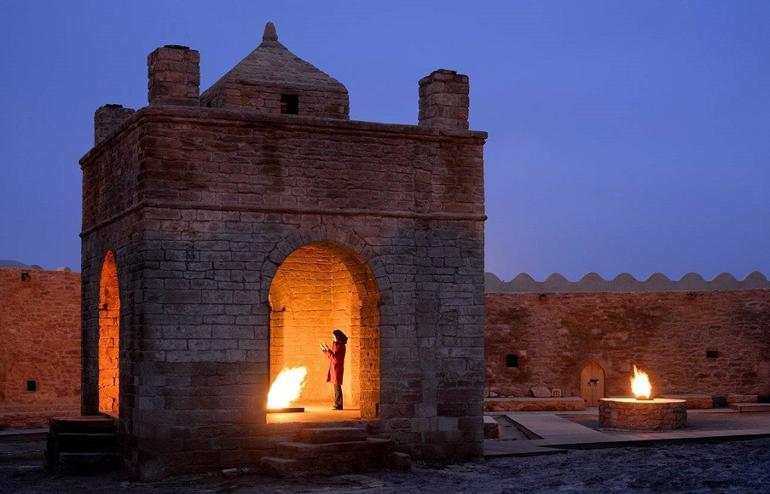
45,416,120,474
260,426,409,477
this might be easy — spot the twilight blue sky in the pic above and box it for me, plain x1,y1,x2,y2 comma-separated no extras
0,1,768,281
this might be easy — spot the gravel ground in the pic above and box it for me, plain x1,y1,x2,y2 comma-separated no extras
2,437,770,493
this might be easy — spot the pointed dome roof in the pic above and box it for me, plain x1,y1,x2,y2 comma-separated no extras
207,22,347,93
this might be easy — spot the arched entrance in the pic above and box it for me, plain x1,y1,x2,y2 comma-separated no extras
267,241,379,421
98,251,120,416
580,361,605,407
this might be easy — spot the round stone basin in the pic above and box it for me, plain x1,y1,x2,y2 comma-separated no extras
598,397,687,431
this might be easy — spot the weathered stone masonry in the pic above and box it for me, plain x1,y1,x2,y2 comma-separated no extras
0,269,81,429
486,290,770,400
81,24,486,478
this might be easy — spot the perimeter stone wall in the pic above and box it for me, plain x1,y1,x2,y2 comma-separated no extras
0,269,81,428
486,290,770,400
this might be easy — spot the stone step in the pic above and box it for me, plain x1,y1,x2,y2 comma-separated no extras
54,433,118,453
276,437,393,460
483,415,500,439
46,416,119,473
729,403,770,413
260,456,301,478
297,427,367,444
55,452,120,475
49,416,115,434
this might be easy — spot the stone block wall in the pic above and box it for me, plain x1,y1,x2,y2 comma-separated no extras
201,81,350,119
80,113,147,425
486,290,770,400
80,103,487,478
0,269,81,429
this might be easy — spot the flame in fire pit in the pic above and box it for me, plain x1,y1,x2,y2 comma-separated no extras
267,367,307,409
630,365,652,400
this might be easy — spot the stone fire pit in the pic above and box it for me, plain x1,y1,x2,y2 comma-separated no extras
599,398,687,431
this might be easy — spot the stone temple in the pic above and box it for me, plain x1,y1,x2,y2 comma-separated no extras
79,22,486,478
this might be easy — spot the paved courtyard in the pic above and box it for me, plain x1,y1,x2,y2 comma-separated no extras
2,434,770,493
484,408,770,458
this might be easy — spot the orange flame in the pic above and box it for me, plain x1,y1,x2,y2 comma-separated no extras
267,367,307,409
630,365,652,399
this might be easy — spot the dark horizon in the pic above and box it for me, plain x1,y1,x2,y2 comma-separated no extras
1,1,768,280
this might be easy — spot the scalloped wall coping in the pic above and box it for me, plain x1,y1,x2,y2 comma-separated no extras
485,271,770,293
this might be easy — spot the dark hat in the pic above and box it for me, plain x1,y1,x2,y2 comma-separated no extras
333,329,348,344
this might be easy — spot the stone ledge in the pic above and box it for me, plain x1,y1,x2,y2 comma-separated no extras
727,394,759,404
485,397,586,412
0,407,81,430
81,105,488,164
660,394,713,410
729,403,770,413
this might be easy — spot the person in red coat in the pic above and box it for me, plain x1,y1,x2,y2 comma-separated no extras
321,329,347,410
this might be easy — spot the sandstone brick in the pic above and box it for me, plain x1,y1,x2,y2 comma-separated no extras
94,104,135,144
147,46,200,106
599,398,687,431
0,269,81,428
419,70,470,130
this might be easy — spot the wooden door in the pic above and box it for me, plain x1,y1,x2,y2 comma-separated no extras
580,362,605,407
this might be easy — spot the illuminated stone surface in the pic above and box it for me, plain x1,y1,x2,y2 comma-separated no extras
599,398,687,431
97,251,119,416
0,269,81,429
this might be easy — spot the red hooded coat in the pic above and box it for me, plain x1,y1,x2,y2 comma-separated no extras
324,341,346,385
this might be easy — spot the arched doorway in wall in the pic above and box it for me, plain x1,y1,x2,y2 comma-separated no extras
98,251,120,416
267,241,380,423
580,361,605,407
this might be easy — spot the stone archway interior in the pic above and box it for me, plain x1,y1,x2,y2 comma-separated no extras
98,251,120,416
268,241,380,419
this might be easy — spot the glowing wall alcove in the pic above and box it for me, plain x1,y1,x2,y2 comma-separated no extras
97,251,120,416
268,241,380,421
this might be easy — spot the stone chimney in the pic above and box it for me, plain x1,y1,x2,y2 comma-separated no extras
147,45,200,106
418,69,469,130
94,104,135,145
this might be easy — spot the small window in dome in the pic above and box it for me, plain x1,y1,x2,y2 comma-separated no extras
281,94,299,115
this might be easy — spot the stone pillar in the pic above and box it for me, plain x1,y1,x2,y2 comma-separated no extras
147,45,200,106
418,69,469,130
94,104,135,145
